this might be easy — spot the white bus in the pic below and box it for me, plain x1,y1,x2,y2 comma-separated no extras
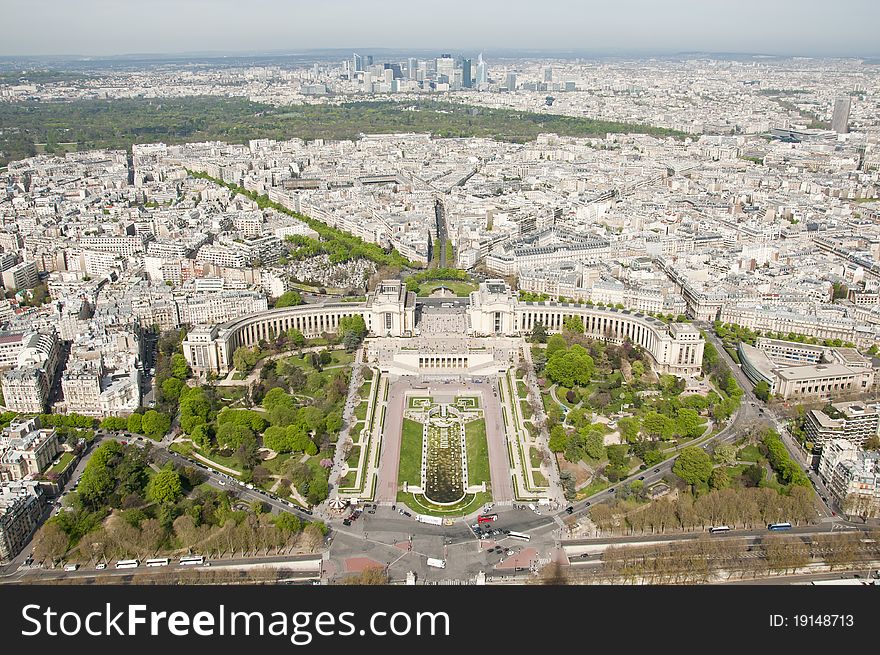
146,558,170,567
508,531,530,541
179,555,205,566
115,559,140,569
708,526,731,534
426,558,446,569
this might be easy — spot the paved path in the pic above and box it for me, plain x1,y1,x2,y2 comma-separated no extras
375,378,407,502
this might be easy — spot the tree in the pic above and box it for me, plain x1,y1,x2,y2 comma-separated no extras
545,334,567,358
674,408,706,439
170,353,191,379
581,428,606,461
673,447,713,488
642,412,674,441
32,522,69,564
275,290,304,308
617,417,641,443
287,329,306,348
127,413,143,434
530,321,548,343
274,512,302,534
77,441,121,506
630,360,645,380
147,467,183,504
343,330,362,351
233,346,260,372
563,315,584,334
548,424,567,452
714,443,737,465
306,475,329,505
141,410,171,440
161,376,184,401
545,347,594,388
216,422,254,451
754,380,770,402
339,314,367,340
709,467,730,490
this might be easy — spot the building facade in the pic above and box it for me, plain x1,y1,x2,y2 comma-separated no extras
0,480,44,563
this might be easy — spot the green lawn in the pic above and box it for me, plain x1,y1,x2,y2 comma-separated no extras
529,447,543,469
516,381,528,398
417,281,477,297
398,418,424,487
262,452,295,475
339,471,356,488
398,490,492,517
737,444,763,462
520,401,533,420
354,402,368,421
532,471,548,487
465,419,491,486
170,442,194,457
346,446,361,468
577,478,610,500
49,452,75,474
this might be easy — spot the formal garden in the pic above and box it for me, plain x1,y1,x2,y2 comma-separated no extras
396,394,492,516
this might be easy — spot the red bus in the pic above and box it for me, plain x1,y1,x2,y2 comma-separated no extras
477,514,498,524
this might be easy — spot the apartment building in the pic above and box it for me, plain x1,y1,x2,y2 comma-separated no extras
1,261,39,291
804,401,880,448
0,480,44,563
818,439,880,520
0,417,60,482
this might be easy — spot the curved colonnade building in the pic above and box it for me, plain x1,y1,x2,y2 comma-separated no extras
183,279,704,377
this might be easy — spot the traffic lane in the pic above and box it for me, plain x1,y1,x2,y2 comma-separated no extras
562,522,865,547
15,555,322,583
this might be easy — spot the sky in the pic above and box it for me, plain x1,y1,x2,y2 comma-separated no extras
3,0,879,58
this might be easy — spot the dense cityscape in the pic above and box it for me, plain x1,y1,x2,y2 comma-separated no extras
0,43,879,588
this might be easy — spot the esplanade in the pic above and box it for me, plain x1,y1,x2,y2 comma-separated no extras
183,279,704,377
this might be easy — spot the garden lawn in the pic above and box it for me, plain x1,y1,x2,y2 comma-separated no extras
465,419,490,486
398,418,424,487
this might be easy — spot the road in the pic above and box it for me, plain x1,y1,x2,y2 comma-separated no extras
434,198,448,267
6,553,322,584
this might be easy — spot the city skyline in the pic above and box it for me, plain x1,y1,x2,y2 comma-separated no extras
3,0,880,58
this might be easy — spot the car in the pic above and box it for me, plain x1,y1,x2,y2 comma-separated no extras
367,509,375,514
501,529,510,535
64,564,79,572
402,511,412,517
638,475,645,481
565,505,574,514
218,480,226,486
653,468,661,473
608,488,616,493
95,563,106,570
584,502,591,507
342,519,351,526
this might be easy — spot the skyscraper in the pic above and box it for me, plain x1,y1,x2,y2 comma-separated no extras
505,71,517,92
461,58,472,88
436,54,455,83
832,96,852,134
543,66,553,83
407,57,418,80
476,53,488,88
352,53,363,74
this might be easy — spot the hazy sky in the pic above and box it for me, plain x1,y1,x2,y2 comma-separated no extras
4,0,879,57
